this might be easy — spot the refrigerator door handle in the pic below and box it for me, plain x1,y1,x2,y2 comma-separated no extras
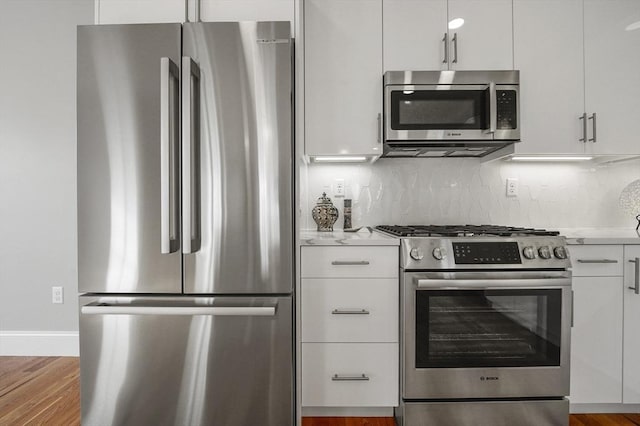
81,303,277,317
182,56,202,254
160,57,181,254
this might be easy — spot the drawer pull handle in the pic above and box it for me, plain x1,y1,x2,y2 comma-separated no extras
331,260,370,266
576,259,618,264
331,309,370,315
332,374,370,381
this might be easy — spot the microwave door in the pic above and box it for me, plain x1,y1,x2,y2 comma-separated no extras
385,84,495,141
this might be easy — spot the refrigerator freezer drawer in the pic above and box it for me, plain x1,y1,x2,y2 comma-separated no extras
79,295,293,426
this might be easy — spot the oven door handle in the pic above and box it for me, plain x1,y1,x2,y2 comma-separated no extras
416,277,571,289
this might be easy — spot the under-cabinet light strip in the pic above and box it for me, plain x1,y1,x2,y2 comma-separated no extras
510,156,594,162
312,156,368,163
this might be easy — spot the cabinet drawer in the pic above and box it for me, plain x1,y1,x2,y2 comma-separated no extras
302,278,398,343
302,343,398,407
301,246,398,278
569,245,623,276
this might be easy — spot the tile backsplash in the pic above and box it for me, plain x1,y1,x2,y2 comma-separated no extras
300,158,640,230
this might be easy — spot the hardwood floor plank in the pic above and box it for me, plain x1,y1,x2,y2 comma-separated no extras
1,357,638,426
624,413,640,425
0,357,79,426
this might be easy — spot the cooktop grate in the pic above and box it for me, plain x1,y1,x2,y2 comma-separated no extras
376,225,560,238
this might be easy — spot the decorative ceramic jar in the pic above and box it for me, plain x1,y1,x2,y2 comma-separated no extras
312,192,339,231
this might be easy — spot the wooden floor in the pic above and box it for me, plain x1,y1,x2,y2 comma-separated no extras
1,357,638,426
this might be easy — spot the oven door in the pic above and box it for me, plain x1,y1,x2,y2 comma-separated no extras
402,270,571,399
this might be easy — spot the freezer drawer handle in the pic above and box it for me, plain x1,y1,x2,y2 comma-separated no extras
331,309,370,315
81,304,277,316
576,259,618,264
331,260,370,266
332,374,370,381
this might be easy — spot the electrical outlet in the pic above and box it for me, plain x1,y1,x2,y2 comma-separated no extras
334,179,345,197
506,178,519,197
52,286,64,304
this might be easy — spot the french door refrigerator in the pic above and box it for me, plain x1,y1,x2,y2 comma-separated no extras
77,22,293,426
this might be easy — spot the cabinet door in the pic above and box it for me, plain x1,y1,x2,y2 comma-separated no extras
446,0,513,70
305,0,383,157
199,0,294,22
624,245,640,403
382,0,448,71
584,0,640,155
96,0,185,24
513,0,585,154
570,276,623,404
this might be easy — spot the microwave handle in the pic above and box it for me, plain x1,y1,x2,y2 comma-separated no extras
486,81,497,134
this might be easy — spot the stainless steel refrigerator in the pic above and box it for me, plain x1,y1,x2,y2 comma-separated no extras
77,22,293,426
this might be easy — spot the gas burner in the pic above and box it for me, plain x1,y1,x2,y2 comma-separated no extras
376,224,560,238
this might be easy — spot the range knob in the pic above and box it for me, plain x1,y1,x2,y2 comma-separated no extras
538,246,552,259
432,247,447,261
522,246,537,260
553,246,568,259
410,247,424,261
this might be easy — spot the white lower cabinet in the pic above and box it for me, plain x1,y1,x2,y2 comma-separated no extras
301,245,399,409
623,245,640,403
568,243,640,409
302,343,398,407
302,278,398,343
570,276,623,403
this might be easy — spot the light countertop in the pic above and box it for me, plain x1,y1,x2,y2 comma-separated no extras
558,228,640,245
300,229,400,246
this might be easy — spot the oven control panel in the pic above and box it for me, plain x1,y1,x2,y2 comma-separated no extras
452,242,521,264
400,237,572,270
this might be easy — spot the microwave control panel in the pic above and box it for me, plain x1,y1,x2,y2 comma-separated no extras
496,90,517,129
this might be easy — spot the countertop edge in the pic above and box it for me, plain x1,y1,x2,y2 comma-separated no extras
299,230,400,246
558,228,640,245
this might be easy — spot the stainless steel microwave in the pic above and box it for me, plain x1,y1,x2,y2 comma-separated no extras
383,70,519,158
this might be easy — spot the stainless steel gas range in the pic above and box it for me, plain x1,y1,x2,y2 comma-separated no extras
376,225,572,426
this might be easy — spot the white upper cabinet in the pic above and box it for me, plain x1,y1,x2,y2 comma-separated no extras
513,0,585,154
199,0,294,22
446,0,513,70
95,0,293,24
383,0,513,71
584,0,640,155
382,0,448,71
96,0,185,24
512,0,640,156
305,0,383,157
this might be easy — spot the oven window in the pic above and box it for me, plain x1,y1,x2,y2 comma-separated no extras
415,289,562,368
390,90,488,130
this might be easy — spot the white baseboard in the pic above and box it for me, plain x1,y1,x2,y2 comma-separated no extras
0,331,79,356
570,403,640,413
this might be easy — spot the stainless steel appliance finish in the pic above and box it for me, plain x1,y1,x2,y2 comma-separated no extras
382,70,519,158
396,399,569,426
78,24,183,294
77,21,294,426
402,269,571,399
182,22,293,294
79,296,292,426
376,225,571,426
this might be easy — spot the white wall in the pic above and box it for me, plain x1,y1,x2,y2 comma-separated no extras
0,0,93,352
301,158,640,231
